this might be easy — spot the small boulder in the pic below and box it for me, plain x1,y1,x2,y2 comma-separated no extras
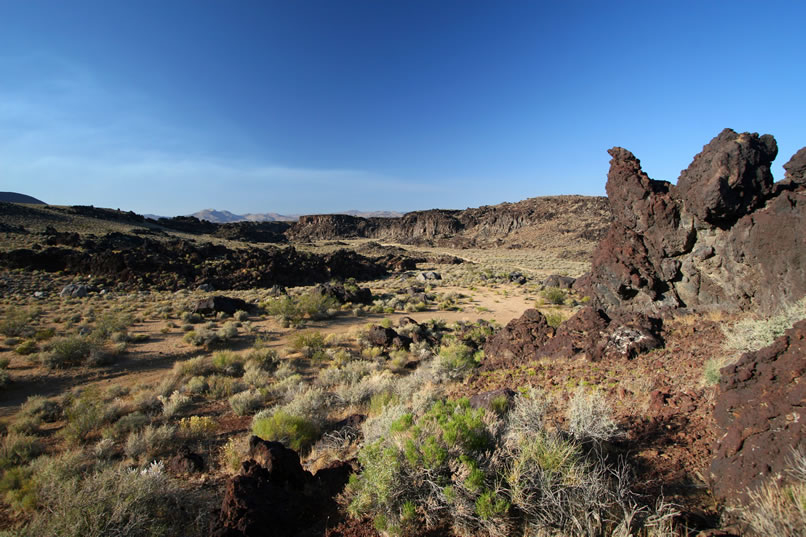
367,325,399,347
416,271,442,282
60,283,89,298
193,295,252,316
482,309,555,370
543,274,576,289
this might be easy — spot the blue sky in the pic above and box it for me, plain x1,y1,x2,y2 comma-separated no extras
1,1,804,216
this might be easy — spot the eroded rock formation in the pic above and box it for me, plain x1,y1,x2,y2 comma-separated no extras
578,128,806,315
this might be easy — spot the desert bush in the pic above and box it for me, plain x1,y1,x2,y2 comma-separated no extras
567,387,619,443
106,411,149,440
542,287,567,305
18,396,61,423
90,311,134,342
220,436,249,473
265,291,338,327
0,308,35,338
180,311,203,324
332,370,394,407
229,389,265,416
124,424,176,461
242,361,272,388
184,375,209,394
0,465,37,512
158,390,191,418
179,415,216,437
212,350,245,376
0,369,8,388
207,374,246,399
41,335,97,369
61,390,104,445
0,357,9,369
251,409,319,453
740,449,806,537
317,360,377,388
290,331,327,359
233,310,249,321
347,390,641,537
14,340,37,356
0,432,42,470
16,458,211,537
174,355,213,378
433,343,481,381
246,347,278,370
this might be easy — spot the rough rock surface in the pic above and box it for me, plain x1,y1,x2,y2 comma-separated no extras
481,309,554,370
580,128,806,315
211,437,354,537
710,320,806,504
482,307,663,367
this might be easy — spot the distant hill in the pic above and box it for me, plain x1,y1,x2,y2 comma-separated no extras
0,192,46,204
189,208,403,223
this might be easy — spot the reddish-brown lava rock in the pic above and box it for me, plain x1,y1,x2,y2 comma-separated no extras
710,319,806,504
211,437,354,537
481,309,554,370
579,128,806,315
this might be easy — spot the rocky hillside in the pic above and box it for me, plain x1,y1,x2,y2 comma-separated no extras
288,194,611,248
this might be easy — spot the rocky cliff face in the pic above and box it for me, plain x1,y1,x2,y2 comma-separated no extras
580,128,806,315
286,195,611,248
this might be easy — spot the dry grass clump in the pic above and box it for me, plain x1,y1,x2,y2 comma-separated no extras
739,449,806,537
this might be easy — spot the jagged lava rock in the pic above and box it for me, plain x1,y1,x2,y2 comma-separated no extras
710,320,806,504
581,128,806,314
481,309,554,370
211,438,353,537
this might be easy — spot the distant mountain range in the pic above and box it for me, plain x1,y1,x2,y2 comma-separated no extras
0,192,46,204
186,208,404,223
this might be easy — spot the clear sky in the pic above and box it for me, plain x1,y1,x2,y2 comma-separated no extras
1,1,804,216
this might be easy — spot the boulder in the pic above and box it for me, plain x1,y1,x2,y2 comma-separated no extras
367,325,400,348
543,274,576,289
60,283,89,297
311,282,372,305
710,319,806,504
416,271,442,282
193,295,252,316
481,309,554,370
212,437,353,537
469,388,516,411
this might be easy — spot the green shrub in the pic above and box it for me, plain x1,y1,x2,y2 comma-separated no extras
252,410,318,452
229,389,265,416
290,331,327,359
212,351,244,376
14,340,37,356
61,391,104,445
434,343,480,381
0,465,37,512
0,432,42,470
42,335,96,369
542,287,567,305
0,308,35,338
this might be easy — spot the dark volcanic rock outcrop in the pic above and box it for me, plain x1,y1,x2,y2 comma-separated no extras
0,234,387,291
482,306,663,366
710,320,806,504
481,309,555,370
580,128,806,314
211,437,353,537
